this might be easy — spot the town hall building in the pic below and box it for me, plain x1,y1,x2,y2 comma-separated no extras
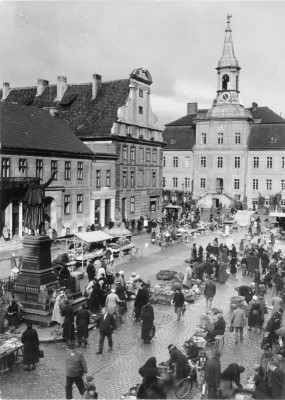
163,16,285,210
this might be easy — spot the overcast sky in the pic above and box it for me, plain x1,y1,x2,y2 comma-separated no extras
0,1,284,128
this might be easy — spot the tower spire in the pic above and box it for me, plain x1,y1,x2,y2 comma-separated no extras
218,14,239,68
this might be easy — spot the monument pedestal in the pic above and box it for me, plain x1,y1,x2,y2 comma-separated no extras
16,235,85,326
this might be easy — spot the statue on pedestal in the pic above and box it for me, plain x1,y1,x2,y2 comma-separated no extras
23,172,56,235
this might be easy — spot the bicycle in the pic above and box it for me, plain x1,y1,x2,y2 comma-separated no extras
131,245,143,257
175,360,200,399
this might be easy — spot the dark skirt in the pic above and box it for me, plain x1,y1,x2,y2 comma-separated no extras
77,321,89,339
23,344,39,366
62,318,75,341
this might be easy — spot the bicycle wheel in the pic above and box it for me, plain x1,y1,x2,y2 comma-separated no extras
175,378,192,399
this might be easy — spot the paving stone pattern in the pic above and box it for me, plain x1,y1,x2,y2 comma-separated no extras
0,229,279,399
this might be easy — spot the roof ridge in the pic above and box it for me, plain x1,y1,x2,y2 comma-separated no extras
10,86,37,90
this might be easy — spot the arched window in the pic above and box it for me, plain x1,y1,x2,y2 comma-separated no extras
222,74,229,90
236,76,239,91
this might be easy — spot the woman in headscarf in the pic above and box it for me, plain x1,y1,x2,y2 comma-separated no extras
137,357,166,399
21,323,39,371
141,301,154,344
168,344,189,381
61,299,74,344
248,295,263,334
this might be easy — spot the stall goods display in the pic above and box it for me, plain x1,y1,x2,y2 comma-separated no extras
156,270,178,281
150,285,173,305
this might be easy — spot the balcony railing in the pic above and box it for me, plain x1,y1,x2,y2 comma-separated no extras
0,177,40,189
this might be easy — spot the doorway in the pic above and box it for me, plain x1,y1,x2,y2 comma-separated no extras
105,199,111,226
216,178,223,193
122,198,126,220
212,198,220,208
12,202,19,236
95,200,101,226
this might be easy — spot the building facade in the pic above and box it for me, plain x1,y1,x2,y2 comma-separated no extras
2,68,164,223
163,17,285,210
0,102,95,237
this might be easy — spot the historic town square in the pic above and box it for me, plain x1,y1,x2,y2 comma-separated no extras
0,1,285,400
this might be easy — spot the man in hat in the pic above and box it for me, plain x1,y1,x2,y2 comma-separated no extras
205,350,221,399
96,308,116,354
76,303,90,348
65,341,88,399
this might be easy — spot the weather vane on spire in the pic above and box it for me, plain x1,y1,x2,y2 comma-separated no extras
227,14,232,24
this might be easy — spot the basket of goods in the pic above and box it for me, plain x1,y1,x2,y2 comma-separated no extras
156,270,177,281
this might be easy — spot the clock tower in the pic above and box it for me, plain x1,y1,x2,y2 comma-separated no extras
206,14,251,119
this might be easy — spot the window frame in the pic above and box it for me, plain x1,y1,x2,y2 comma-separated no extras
163,156,166,167
77,161,83,180
19,158,27,174
217,157,223,168
123,146,128,160
253,179,259,190
162,177,166,187
281,180,285,191
200,178,206,189
146,148,150,162
152,149,157,163
1,158,10,178
267,157,273,169
235,132,241,144
106,170,110,187
173,177,178,188
201,156,206,168
266,179,272,190
152,171,156,186
130,196,135,214
122,171,127,188
139,88,143,98
130,170,135,187
138,106,143,115
64,195,71,214
173,156,178,168
96,170,101,188
77,194,83,213
130,146,136,161
51,160,58,180
64,161,71,180
201,133,207,145
185,177,190,188
36,159,44,179
253,157,259,168
218,132,223,145
234,179,240,190
234,156,241,168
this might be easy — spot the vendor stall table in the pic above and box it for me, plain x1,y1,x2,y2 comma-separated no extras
0,338,23,374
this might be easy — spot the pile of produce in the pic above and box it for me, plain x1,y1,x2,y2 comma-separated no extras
150,284,173,305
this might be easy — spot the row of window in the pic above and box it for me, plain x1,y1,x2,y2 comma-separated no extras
200,132,241,145
122,170,157,188
122,146,158,163
95,170,111,188
164,177,191,188
121,125,155,139
64,194,84,214
252,179,285,191
168,156,285,170
1,158,85,181
252,199,285,207
253,156,285,169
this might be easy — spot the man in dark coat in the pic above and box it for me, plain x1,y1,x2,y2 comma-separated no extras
86,261,96,282
269,360,285,399
76,303,90,348
168,344,189,381
205,350,221,399
66,341,88,399
96,308,116,354
21,323,39,371
141,302,154,344
134,283,150,321
61,300,75,344
274,268,284,294
204,277,216,310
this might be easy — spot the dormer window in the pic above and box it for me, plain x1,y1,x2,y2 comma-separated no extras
270,137,277,144
170,139,176,145
139,89,143,98
138,128,143,138
126,126,131,136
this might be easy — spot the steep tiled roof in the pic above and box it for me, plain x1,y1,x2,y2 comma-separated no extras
166,110,208,126
3,79,130,137
76,79,130,137
248,124,285,150
0,102,93,157
6,87,37,106
163,126,195,150
249,107,285,124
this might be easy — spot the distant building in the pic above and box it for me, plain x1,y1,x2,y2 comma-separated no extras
163,17,285,210
0,102,95,237
2,68,164,222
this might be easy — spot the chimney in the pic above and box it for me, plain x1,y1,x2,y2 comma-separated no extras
56,76,67,101
187,102,198,115
36,79,49,96
252,102,258,112
2,82,10,100
92,74,102,100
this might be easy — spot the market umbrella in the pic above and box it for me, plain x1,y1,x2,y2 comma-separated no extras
105,225,132,237
276,327,285,337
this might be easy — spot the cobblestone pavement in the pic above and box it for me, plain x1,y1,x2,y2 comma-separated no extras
0,229,280,399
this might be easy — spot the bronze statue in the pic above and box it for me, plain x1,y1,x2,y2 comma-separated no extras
23,172,56,235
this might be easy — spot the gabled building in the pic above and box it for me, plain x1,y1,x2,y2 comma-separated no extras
163,17,285,210
2,68,164,222
0,102,95,237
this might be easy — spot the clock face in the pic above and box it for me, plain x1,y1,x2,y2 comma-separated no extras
221,92,230,102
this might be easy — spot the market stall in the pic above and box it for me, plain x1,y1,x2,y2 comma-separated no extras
105,225,134,257
0,335,23,374
234,210,257,227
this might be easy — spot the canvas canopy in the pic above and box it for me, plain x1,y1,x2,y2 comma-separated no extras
74,231,113,243
269,212,285,218
234,210,257,227
105,225,132,237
